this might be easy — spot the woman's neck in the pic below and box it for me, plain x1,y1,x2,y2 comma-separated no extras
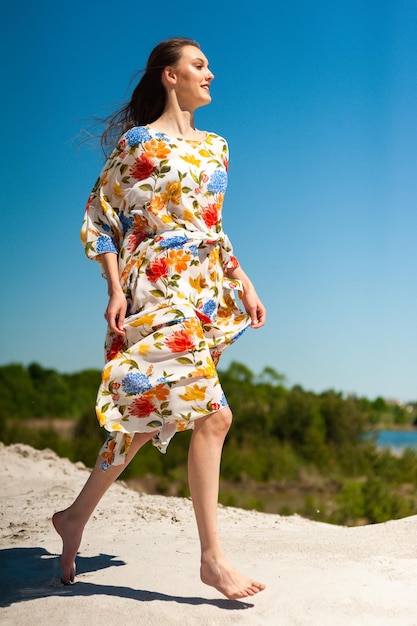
150,109,204,140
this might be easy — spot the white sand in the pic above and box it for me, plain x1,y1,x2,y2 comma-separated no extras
1,442,417,625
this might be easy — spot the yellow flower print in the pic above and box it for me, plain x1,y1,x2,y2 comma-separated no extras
233,313,248,325
130,313,156,327
175,420,189,431
183,317,204,339
124,434,133,454
189,273,208,293
162,181,182,205
120,258,139,285
161,214,174,224
222,293,235,308
183,209,195,222
204,357,217,378
143,138,170,159
99,197,112,214
198,149,211,157
138,343,151,356
189,360,217,380
180,154,201,167
102,365,112,383
208,247,220,268
179,384,207,401
113,182,124,199
166,249,191,273
96,408,107,427
149,195,165,214
217,308,232,322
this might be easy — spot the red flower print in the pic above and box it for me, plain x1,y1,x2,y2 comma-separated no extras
228,255,239,270
130,154,156,180
146,257,169,282
196,309,212,325
165,329,195,353
148,384,170,402
128,397,156,418
201,204,218,228
127,230,147,252
106,335,126,361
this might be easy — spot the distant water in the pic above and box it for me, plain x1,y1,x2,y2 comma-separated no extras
371,430,417,453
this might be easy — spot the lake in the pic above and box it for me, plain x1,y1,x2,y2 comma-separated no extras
371,430,417,453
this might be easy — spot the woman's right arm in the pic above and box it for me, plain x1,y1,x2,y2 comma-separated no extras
100,252,127,336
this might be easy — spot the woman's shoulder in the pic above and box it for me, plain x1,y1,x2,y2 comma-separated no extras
119,125,152,148
204,131,228,150
204,129,226,141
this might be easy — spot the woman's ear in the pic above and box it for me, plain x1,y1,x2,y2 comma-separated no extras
163,65,177,86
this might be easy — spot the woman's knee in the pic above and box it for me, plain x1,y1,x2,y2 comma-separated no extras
194,406,233,436
218,405,233,430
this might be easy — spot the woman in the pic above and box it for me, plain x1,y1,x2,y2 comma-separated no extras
53,37,266,600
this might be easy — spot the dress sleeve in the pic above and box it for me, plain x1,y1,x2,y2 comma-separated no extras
80,146,125,262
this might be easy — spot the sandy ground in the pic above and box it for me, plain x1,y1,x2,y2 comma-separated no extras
1,442,417,625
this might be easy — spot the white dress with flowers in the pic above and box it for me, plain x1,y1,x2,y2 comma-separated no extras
81,126,250,469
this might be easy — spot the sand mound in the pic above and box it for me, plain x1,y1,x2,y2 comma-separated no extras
1,442,417,625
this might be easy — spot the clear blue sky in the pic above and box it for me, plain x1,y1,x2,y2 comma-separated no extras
1,0,416,402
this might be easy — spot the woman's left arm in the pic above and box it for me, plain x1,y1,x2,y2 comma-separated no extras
227,266,266,328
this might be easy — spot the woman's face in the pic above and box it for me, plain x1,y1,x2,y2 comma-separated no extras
169,45,215,109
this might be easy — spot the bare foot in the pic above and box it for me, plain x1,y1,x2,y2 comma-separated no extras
200,554,265,599
52,510,83,585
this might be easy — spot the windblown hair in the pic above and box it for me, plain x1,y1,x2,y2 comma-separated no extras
100,37,200,156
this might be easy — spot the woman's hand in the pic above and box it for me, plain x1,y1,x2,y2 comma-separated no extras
227,265,266,328
100,252,126,336
240,284,266,328
104,290,127,336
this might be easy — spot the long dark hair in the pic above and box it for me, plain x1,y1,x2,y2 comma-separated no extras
101,37,200,155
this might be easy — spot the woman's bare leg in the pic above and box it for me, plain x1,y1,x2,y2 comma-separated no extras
52,432,154,584
188,408,265,599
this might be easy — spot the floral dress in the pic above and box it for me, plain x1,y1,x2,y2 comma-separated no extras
81,125,250,469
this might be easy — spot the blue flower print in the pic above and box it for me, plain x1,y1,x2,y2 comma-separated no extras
207,170,228,194
120,212,134,235
202,299,216,319
189,245,198,257
220,392,228,407
159,236,189,250
96,235,117,254
125,126,152,147
122,372,152,395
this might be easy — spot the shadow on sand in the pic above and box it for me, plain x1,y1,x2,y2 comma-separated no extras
0,547,254,611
